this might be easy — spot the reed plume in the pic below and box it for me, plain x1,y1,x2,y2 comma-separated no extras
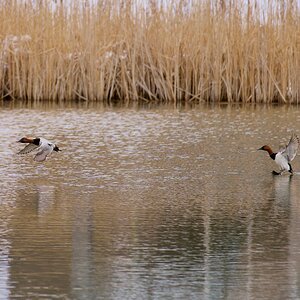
0,0,299,103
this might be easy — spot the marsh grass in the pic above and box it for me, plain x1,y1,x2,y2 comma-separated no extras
0,0,299,103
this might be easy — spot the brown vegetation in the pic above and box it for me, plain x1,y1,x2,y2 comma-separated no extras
0,0,299,103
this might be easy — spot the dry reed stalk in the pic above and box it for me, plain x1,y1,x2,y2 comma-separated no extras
0,0,299,103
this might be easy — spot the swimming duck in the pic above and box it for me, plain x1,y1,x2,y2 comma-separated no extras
17,136,61,162
258,133,299,175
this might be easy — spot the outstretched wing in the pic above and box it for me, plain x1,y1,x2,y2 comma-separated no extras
33,144,53,162
34,148,50,162
18,143,39,155
280,133,299,162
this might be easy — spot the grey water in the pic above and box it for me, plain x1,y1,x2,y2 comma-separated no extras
1,102,300,299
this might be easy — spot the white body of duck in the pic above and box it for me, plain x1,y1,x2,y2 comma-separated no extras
258,133,299,175
18,137,61,162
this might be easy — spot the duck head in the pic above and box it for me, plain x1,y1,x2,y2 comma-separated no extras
258,145,273,155
258,145,268,151
18,137,34,143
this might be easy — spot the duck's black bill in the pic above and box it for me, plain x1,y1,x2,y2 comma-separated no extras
257,147,263,150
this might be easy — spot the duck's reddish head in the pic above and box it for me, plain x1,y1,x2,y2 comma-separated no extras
258,145,273,154
18,137,34,143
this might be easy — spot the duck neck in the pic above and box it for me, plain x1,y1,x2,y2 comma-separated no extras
264,146,276,160
263,146,272,154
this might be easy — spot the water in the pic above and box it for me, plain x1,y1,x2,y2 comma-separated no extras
1,102,300,299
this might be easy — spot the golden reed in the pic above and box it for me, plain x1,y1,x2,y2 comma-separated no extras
0,0,299,103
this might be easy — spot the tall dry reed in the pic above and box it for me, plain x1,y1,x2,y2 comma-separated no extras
0,0,299,103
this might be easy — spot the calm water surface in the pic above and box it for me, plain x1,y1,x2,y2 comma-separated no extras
1,103,300,299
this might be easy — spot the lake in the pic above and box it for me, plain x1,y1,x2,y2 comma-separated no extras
0,102,300,299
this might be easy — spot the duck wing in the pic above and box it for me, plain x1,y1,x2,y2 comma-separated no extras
33,144,53,162
280,133,299,162
18,143,39,155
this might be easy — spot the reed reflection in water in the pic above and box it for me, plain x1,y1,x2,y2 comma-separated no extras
0,104,300,299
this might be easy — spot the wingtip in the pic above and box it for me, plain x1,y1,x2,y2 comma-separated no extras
291,132,299,144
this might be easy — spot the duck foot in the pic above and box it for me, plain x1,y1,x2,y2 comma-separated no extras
272,170,281,175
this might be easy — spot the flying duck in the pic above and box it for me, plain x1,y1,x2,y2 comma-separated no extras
18,136,61,162
258,133,299,175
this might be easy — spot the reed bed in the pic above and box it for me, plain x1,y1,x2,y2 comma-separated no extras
0,0,299,103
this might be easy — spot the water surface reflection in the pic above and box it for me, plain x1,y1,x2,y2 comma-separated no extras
0,104,300,299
